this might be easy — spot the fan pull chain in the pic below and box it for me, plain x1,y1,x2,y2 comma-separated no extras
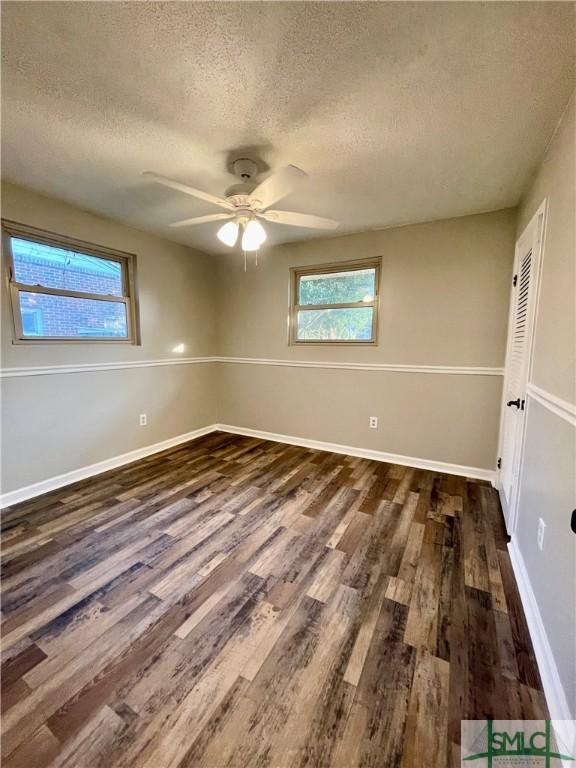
243,249,247,272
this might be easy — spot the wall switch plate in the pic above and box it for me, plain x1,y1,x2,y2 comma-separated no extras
139,414,147,426
537,517,546,550
369,416,378,429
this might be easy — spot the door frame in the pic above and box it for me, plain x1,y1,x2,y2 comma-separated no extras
496,198,548,535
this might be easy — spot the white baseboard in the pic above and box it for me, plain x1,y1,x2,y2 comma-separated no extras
1,422,496,508
508,538,575,757
0,425,216,508
215,423,496,483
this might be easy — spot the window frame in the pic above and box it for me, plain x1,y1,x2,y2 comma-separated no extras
2,220,141,345
288,257,381,345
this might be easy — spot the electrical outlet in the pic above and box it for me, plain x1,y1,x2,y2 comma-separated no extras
139,414,147,426
369,416,378,429
537,518,546,551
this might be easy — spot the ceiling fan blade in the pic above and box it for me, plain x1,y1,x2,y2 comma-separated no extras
143,171,235,211
249,165,307,209
169,213,235,228
260,210,339,230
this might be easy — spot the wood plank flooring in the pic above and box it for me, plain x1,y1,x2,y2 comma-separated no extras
1,431,546,767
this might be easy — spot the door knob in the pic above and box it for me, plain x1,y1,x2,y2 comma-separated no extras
507,398,521,408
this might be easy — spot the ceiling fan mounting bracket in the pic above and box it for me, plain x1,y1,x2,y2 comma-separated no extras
232,158,259,180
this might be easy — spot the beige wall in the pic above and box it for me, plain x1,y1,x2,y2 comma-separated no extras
1,182,217,366
1,364,215,492
1,182,218,495
216,210,516,470
514,92,576,715
216,210,515,366
217,364,503,469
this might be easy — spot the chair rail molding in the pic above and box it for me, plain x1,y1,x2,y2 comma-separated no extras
526,382,576,427
0,357,215,378
0,356,505,378
214,357,504,375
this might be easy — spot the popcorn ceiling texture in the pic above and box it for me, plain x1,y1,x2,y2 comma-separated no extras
1,1,574,254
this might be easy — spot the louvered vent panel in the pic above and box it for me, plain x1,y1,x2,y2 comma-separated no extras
501,247,533,499
509,248,532,394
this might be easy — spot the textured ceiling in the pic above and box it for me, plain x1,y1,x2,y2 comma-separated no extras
1,2,575,254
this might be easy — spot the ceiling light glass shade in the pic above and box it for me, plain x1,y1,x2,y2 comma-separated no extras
241,219,267,251
217,220,239,247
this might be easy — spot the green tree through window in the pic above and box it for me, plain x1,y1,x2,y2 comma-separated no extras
291,261,380,343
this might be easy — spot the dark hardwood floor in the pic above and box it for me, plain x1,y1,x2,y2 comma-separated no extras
1,431,546,767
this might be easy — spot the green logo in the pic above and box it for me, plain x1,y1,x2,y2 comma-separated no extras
461,720,575,767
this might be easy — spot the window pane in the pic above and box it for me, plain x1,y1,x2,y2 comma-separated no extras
11,237,123,297
18,292,128,339
299,268,375,306
21,308,44,337
296,307,373,341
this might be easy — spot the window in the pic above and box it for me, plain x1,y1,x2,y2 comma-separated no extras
289,258,380,344
3,221,140,344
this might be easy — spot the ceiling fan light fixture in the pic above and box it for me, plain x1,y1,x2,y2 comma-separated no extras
145,164,340,254
217,220,239,247
241,219,266,251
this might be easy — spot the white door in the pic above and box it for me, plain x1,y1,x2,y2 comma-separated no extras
498,202,546,533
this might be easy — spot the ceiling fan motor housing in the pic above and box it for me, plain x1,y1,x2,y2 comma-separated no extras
224,184,258,203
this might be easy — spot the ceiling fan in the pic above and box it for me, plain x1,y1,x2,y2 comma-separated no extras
143,159,339,254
